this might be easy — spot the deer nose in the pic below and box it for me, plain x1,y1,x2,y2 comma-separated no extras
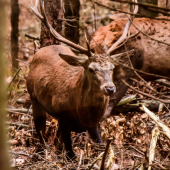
105,86,116,94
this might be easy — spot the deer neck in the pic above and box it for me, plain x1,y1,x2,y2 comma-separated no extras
74,72,109,127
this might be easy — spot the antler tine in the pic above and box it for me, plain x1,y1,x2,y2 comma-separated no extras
29,0,43,20
107,0,138,55
30,0,91,56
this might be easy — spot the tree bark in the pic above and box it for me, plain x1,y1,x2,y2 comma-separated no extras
64,0,80,44
40,0,63,47
0,0,11,169
138,0,158,17
11,0,20,70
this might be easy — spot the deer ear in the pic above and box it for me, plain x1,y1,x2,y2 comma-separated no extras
59,53,89,68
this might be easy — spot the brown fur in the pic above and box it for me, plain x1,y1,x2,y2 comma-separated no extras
27,45,116,158
27,46,112,126
90,17,170,118
91,17,170,79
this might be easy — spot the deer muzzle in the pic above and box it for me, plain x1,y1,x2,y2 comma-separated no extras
100,83,116,96
105,86,116,94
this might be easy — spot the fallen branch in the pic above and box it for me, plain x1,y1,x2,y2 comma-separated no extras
6,108,32,114
148,126,160,170
6,121,29,128
130,146,145,155
100,139,112,170
122,80,170,104
87,152,104,170
116,94,136,106
141,105,170,139
131,78,156,94
77,150,83,170
131,78,170,100
154,79,170,88
16,98,26,104
9,151,30,157
106,145,115,169
7,110,32,118
116,100,163,113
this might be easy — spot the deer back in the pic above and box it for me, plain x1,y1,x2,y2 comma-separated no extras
27,45,84,114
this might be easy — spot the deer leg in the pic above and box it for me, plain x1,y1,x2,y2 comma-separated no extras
58,118,76,159
32,99,46,145
88,124,103,143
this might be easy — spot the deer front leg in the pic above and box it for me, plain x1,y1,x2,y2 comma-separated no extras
88,124,103,143
58,118,76,159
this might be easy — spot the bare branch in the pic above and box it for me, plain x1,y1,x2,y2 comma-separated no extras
110,0,170,12
122,79,170,104
92,0,170,21
131,78,170,100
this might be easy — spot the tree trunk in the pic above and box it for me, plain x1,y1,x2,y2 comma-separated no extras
138,0,158,17
64,0,80,44
11,0,20,70
0,1,11,169
40,0,63,47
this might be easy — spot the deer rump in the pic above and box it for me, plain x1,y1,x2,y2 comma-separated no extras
91,17,170,115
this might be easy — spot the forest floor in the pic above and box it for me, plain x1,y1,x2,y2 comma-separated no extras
6,0,170,169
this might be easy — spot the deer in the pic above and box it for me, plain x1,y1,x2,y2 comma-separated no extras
26,0,137,159
90,9,170,118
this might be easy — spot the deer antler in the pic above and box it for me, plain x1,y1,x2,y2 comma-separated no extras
30,0,43,20
30,0,92,56
107,0,138,55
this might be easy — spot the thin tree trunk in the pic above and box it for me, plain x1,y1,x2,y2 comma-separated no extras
40,0,63,47
11,0,19,70
64,0,80,44
0,0,11,169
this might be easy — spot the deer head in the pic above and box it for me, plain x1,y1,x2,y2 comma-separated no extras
30,0,118,95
